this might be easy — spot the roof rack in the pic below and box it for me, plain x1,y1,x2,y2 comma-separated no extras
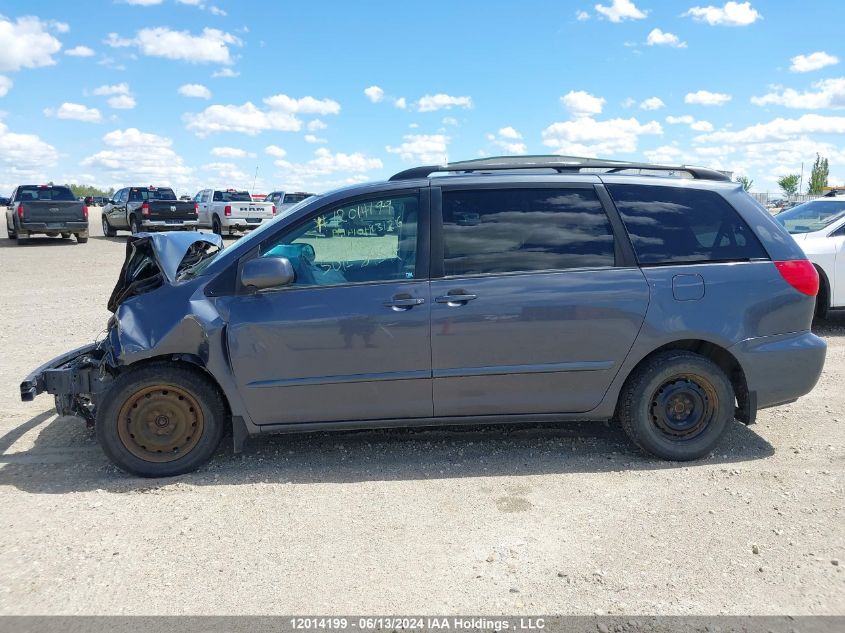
388,155,732,182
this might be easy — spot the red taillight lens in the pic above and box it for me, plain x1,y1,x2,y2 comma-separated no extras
17,204,24,218
193,202,199,215
775,260,819,296
141,201,150,216
224,205,232,217
82,205,88,219
271,205,276,216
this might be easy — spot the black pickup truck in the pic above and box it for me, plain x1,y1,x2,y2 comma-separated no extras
101,186,198,236
5,185,89,245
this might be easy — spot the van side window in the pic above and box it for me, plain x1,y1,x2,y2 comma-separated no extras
607,184,768,265
440,188,615,276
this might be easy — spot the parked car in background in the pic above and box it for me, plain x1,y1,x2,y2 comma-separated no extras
194,188,276,235
5,184,89,244
265,191,314,217
0,196,9,207
20,156,825,477
776,194,845,318
101,186,198,236
92,196,108,206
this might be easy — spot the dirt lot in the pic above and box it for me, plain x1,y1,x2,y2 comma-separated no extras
0,209,842,615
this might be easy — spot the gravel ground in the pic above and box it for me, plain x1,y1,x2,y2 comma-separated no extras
0,209,842,615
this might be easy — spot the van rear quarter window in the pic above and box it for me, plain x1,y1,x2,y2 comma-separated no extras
607,184,768,265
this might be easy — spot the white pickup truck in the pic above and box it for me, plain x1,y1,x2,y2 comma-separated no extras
194,188,276,235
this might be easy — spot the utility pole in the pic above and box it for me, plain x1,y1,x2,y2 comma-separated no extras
252,165,259,194
799,162,804,198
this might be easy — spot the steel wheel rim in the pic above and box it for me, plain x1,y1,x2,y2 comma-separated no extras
117,384,204,463
649,373,718,441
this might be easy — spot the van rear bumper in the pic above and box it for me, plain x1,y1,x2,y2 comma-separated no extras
730,331,826,410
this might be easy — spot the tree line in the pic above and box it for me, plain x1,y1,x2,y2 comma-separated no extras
776,154,830,197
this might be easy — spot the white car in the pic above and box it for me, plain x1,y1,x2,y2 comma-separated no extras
194,188,276,236
776,194,845,317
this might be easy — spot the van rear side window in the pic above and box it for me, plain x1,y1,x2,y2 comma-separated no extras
607,184,768,265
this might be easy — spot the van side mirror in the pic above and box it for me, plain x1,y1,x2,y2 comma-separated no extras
241,256,295,290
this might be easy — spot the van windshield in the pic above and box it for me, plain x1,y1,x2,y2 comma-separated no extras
775,200,845,234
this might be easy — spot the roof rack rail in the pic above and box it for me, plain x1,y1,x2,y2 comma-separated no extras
388,155,732,182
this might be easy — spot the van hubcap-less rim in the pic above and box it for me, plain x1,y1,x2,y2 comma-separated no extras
117,385,204,462
649,375,717,440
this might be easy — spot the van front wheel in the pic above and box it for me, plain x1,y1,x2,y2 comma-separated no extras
96,364,226,477
617,351,734,461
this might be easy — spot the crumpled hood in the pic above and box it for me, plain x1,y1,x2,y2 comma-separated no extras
107,231,223,312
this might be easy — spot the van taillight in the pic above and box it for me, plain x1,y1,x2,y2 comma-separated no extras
82,206,88,219
17,204,24,218
271,205,276,216
775,260,819,296
224,205,232,217
141,201,150,216
193,202,199,214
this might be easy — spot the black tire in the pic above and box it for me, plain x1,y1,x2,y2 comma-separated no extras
815,267,830,320
6,225,15,238
130,216,142,235
15,234,27,245
76,235,88,244
102,215,117,237
61,232,71,239
96,363,227,477
616,351,735,461
212,216,222,236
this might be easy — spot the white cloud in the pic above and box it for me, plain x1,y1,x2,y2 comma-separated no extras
178,83,212,99
65,45,95,57
201,161,251,185
364,85,384,103
262,94,341,115
694,114,845,144
665,114,714,131
264,145,287,158
640,97,665,110
0,121,58,184
751,78,845,110
643,145,690,164
386,134,450,163
0,76,11,97
683,2,761,26
184,102,301,136
307,119,328,131
0,16,63,72
487,128,527,155
416,94,473,112
789,52,839,73
666,115,695,124
576,10,590,21
93,82,130,96
45,102,102,123
621,97,636,108
646,28,687,48
105,27,242,65
685,90,732,106
82,128,192,186
212,67,239,78
274,147,383,189
211,146,254,158
594,0,648,22
108,94,136,109
690,120,714,131
304,134,327,144
561,90,605,117
393,97,407,109
541,116,662,156
442,116,459,127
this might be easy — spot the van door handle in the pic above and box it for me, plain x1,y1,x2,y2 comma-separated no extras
435,293,477,305
384,296,425,311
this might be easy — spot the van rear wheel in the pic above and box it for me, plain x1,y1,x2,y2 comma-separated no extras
617,351,734,461
96,364,226,477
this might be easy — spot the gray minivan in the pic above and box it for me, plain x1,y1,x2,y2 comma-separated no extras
21,157,826,477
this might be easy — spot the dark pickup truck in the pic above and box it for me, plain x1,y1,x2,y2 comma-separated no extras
5,185,89,244
101,186,198,236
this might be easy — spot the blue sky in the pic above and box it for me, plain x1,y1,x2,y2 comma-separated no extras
0,0,843,195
